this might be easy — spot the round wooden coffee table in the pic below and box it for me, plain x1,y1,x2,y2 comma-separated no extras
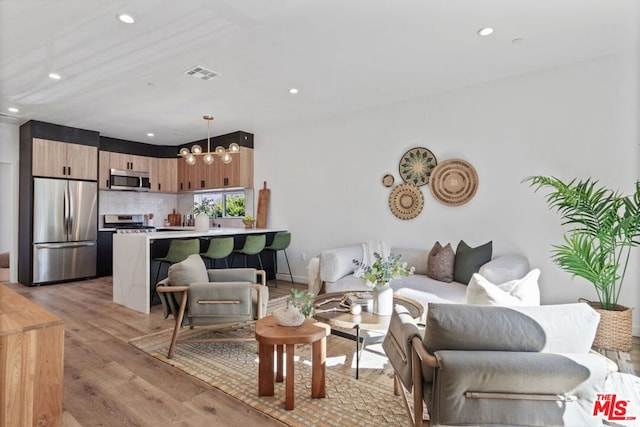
313,292,423,378
255,316,330,410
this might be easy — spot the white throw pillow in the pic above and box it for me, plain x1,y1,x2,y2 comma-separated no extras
465,269,541,306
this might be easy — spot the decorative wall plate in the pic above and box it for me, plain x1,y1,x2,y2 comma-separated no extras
429,159,479,206
398,147,437,187
382,174,394,187
388,183,424,220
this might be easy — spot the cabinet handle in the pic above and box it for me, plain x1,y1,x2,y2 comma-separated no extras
68,166,71,175
180,183,183,190
224,177,229,186
106,179,110,188
200,180,205,188
62,166,66,175
158,183,161,191
188,182,191,189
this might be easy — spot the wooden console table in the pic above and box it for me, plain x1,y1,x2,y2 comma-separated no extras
0,285,64,427
255,316,330,410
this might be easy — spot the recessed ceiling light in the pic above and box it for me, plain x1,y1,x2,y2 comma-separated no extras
118,14,135,24
289,88,299,94
477,27,494,36
48,73,61,80
146,133,154,137
8,107,19,113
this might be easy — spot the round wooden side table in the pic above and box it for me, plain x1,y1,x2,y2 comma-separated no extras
255,316,330,410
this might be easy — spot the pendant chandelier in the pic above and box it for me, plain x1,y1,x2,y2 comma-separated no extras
178,115,240,165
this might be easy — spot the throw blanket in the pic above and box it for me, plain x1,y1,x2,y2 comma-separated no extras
306,256,322,295
354,241,391,278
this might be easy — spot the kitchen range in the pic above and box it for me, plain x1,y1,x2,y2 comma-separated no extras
97,214,156,277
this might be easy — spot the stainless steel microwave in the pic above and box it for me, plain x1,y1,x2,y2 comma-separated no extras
109,169,151,191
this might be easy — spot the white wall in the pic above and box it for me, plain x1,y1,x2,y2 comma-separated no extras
0,122,20,282
254,53,640,334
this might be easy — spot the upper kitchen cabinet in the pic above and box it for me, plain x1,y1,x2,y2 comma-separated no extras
217,147,254,188
149,157,178,193
109,152,149,172
32,138,97,180
98,150,110,189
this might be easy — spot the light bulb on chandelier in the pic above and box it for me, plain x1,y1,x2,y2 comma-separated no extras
178,115,240,165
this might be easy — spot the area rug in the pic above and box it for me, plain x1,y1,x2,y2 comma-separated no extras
129,301,407,426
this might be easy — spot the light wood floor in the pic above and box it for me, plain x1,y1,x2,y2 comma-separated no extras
3,277,640,426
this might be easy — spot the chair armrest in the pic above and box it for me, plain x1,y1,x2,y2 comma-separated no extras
382,306,422,390
319,245,363,282
252,283,265,319
412,336,438,368
157,285,189,293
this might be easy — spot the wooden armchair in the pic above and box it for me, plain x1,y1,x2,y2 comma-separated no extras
156,255,268,359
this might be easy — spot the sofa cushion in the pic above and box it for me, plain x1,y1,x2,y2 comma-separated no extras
453,240,492,285
168,254,208,286
320,245,363,283
465,269,540,306
391,247,430,276
426,242,454,283
424,303,600,354
478,254,530,284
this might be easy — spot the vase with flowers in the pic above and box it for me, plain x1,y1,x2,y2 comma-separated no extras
192,198,217,232
352,252,414,315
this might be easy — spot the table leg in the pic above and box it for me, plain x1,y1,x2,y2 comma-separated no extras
355,325,360,379
258,343,274,396
285,343,295,410
276,344,284,383
311,337,326,398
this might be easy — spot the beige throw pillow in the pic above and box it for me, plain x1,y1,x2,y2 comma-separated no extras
426,242,455,283
168,254,209,286
465,269,541,306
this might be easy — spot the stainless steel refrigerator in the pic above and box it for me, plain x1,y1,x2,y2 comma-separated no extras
32,177,98,284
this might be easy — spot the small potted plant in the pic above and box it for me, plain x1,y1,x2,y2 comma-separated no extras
242,215,255,229
192,198,216,231
289,288,315,318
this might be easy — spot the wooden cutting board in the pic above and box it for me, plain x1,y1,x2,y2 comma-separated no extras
256,181,270,229
168,209,181,226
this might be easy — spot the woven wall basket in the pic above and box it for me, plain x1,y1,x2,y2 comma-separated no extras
588,302,633,352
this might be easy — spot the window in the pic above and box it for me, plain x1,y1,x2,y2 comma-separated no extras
194,190,245,218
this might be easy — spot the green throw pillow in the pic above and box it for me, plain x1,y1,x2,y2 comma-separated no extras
453,240,493,285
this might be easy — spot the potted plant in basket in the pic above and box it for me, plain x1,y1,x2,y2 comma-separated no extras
242,216,255,229
525,176,640,351
353,253,414,315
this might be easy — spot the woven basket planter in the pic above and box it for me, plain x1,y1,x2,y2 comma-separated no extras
588,302,633,352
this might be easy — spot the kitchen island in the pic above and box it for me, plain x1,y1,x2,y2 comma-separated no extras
113,227,286,314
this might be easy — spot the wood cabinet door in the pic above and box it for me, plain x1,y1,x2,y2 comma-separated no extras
67,143,97,180
150,158,177,192
109,152,130,171
220,147,253,188
99,151,111,189
129,154,149,172
178,159,198,191
32,138,67,178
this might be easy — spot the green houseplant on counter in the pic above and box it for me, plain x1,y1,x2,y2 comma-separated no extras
525,176,640,351
192,198,217,231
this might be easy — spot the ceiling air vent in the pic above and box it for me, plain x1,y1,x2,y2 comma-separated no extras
184,66,219,81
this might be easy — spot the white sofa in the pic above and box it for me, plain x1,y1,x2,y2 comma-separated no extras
319,245,530,309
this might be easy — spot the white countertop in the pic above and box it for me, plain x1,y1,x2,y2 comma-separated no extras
113,227,286,240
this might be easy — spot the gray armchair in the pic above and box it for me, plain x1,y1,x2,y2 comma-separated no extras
383,303,616,427
156,254,268,359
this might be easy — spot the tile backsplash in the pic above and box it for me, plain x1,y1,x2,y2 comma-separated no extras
99,189,254,227
99,191,189,227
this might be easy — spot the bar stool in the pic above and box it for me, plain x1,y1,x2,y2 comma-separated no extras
232,234,266,270
152,239,201,286
263,232,293,286
200,237,234,268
